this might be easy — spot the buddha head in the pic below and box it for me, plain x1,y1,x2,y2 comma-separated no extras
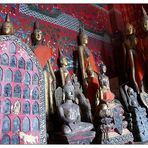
100,62,107,74
79,27,88,45
142,6,148,32
1,14,14,35
31,21,43,45
64,76,75,101
125,23,135,35
59,50,68,67
127,86,135,96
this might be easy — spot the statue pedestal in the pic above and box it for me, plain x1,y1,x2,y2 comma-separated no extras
94,129,133,144
53,131,95,144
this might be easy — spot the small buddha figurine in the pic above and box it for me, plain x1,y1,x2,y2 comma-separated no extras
123,85,148,142
85,62,99,113
31,21,56,116
58,76,93,135
96,63,114,106
1,14,14,35
126,85,139,108
122,23,145,94
59,50,70,87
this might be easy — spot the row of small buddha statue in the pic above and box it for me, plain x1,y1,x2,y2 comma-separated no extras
1,6,148,144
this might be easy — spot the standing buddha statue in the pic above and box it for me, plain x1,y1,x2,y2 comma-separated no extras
59,50,70,87
122,23,145,94
78,27,99,112
139,6,148,91
31,21,56,116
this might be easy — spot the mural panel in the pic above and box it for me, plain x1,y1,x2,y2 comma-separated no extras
0,35,46,144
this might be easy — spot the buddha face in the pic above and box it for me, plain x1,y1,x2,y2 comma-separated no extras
127,87,134,96
101,65,107,73
143,19,148,32
61,57,68,66
126,24,134,35
80,34,88,45
34,29,43,42
65,83,75,101
2,22,13,35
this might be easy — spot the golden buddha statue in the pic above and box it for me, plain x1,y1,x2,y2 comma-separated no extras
1,14,14,35
31,21,56,116
122,23,145,94
59,50,70,87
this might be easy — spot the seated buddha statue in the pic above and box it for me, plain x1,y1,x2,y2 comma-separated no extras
1,14,14,35
93,64,134,144
58,76,93,135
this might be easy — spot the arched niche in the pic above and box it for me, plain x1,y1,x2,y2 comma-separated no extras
23,101,30,114
14,70,22,83
14,85,21,98
27,59,33,71
10,55,17,67
32,87,39,100
23,72,31,85
23,85,30,99
1,53,9,66
18,57,25,69
4,69,12,82
32,101,39,114
4,84,12,97
22,116,30,132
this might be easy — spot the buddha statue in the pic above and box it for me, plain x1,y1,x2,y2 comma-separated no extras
31,21,56,117
85,62,99,113
58,76,93,135
71,73,92,122
59,50,70,87
78,27,99,112
93,64,134,144
96,63,114,106
122,23,145,94
78,27,99,88
139,6,148,92
1,14,14,35
121,85,148,142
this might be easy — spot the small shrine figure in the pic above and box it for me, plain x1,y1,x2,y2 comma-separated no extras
59,50,70,87
93,63,133,144
78,27,99,111
55,76,95,144
1,13,14,35
121,85,148,142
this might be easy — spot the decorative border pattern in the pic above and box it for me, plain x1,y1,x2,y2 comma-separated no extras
0,35,47,144
19,4,111,43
